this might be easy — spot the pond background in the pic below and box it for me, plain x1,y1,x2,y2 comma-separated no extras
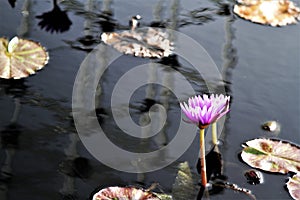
0,0,299,199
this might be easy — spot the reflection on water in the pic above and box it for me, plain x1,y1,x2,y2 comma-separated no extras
0,79,28,98
0,79,24,200
221,9,237,96
0,0,299,199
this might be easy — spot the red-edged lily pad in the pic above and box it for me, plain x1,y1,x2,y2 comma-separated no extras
233,0,300,27
241,138,300,174
0,36,49,79
93,186,161,200
287,173,300,200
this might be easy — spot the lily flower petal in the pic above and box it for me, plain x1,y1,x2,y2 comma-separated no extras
180,94,230,129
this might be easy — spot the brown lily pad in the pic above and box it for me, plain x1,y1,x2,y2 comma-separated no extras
92,186,161,200
241,138,300,174
233,0,300,26
101,27,173,58
287,173,300,200
0,36,49,79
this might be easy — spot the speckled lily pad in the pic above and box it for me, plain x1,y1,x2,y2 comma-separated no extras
241,138,300,174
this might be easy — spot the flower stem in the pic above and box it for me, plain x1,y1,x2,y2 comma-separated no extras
200,128,207,187
212,122,217,145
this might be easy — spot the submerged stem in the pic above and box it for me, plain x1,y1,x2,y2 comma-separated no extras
200,128,207,187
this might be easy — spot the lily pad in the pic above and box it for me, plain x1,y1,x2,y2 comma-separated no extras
241,138,300,174
233,0,300,27
101,27,173,58
0,36,49,79
92,186,161,200
287,173,300,200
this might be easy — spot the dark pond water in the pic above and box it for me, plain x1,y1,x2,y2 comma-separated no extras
0,0,300,199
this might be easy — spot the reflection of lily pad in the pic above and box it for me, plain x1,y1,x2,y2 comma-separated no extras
233,0,300,26
241,138,300,174
0,36,49,79
172,162,196,200
92,186,161,200
101,27,173,58
287,173,300,200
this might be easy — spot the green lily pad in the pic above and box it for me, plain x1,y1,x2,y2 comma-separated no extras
241,138,300,174
287,173,300,200
0,36,49,79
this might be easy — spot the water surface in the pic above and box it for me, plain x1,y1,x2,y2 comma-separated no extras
0,0,299,199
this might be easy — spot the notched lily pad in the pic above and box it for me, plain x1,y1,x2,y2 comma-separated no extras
241,138,300,174
0,36,49,79
233,0,300,26
101,27,174,59
92,186,162,200
287,173,300,200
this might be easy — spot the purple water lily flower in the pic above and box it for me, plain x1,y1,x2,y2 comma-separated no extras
180,94,230,129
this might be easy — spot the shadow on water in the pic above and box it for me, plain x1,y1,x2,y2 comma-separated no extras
36,0,72,33
196,147,225,199
7,0,17,8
